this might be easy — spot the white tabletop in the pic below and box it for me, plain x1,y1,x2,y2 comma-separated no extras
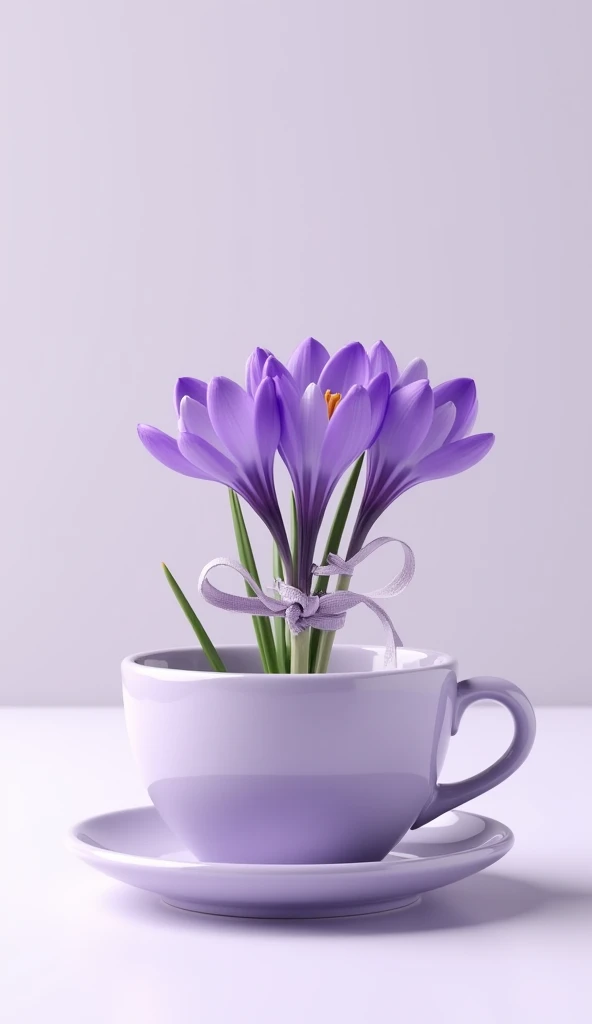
2,706,591,1023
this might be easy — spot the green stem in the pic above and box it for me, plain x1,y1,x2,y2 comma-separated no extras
272,542,289,672
290,629,310,674
313,574,351,673
229,490,279,673
290,491,298,583
309,454,364,670
162,563,226,672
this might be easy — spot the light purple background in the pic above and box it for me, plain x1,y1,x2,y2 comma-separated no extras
1,1,590,705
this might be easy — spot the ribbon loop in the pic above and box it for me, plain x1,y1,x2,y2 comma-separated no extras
198,536,415,668
314,552,354,576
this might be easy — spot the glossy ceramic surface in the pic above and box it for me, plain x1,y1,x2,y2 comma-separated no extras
122,645,535,864
68,806,514,918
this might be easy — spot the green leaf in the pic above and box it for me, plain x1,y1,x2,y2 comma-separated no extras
309,453,364,671
290,491,298,582
229,490,279,673
162,563,226,672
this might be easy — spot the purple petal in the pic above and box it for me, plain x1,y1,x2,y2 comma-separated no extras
410,401,456,462
174,377,208,415
245,347,272,397
369,341,399,386
206,377,256,468
318,342,370,395
300,383,328,477
272,372,303,481
262,354,295,385
373,381,434,466
287,337,330,394
366,372,390,445
434,378,477,443
396,358,428,389
253,376,281,472
462,399,479,438
178,431,239,485
179,395,225,450
410,433,495,484
137,424,207,479
318,384,371,490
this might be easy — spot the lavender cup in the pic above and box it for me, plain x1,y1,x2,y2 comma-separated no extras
122,645,535,865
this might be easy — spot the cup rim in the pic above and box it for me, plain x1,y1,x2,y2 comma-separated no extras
122,643,457,681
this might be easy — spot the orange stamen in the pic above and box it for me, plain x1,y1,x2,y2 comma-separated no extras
324,389,342,418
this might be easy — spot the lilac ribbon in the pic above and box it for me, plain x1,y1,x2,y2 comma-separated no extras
198,536,415,667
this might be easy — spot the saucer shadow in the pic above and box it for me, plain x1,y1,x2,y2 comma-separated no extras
101,871,592,935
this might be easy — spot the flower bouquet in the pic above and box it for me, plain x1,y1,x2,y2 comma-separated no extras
138,337,494,674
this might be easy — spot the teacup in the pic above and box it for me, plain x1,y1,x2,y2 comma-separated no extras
122,644,535,864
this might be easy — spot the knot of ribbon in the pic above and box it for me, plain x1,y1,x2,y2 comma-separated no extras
198,536,415,667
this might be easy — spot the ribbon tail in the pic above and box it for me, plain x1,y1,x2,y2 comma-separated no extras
357,595,403,669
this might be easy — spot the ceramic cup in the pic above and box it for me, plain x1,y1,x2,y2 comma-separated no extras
122,645,536,865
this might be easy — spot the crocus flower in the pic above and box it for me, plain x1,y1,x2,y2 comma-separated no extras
137,375,292,572
348,376,494,555
260,344,390,591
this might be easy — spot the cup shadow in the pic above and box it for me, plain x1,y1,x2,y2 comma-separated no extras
101,871,592,936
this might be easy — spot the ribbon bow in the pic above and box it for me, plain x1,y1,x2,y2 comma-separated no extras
198,536,415,668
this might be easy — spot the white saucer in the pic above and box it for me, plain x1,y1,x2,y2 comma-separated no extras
68,807,513,919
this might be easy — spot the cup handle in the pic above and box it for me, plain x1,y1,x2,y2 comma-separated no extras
413,676,536,829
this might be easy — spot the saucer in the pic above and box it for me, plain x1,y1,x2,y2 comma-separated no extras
68,807,513,919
